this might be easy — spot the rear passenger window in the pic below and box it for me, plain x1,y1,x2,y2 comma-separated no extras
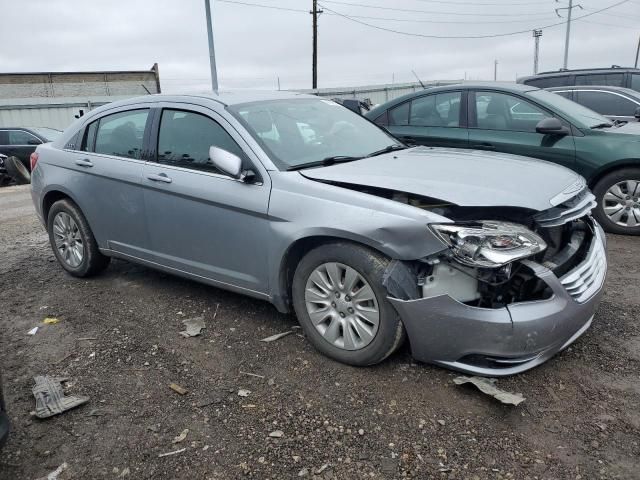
388,102,410,126
575,73,624,87
82,121,99,152
410,92,461,127
9,130,40,145
94,109,149,159
157,109,244,174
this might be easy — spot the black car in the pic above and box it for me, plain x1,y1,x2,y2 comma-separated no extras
518,66,640,92
547,86,640,123
0,375,8,448
0,127,62,183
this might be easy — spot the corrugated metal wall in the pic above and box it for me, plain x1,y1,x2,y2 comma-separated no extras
299,80,463,106
0,105,84,130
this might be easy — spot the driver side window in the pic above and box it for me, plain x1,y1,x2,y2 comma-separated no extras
474,91,551,133
157,109,244,174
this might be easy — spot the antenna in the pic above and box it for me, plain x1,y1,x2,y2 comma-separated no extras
412,70,426,89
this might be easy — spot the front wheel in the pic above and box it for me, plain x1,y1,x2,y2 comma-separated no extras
592,168,640,235
292,242,405,366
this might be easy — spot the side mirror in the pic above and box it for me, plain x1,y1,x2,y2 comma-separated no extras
536,117,569,135
209,146,243,179
634,106,640,120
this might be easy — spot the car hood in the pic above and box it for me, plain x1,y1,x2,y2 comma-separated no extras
610,121,640,135
300,147,582,211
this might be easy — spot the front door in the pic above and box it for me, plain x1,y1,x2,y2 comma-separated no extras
142,105,271,295
384,91,469,149
468,91,576,171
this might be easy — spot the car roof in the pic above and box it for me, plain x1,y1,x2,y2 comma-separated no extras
366,82,538,117
97,90,317,109
518,66,640,82
546,85,640,96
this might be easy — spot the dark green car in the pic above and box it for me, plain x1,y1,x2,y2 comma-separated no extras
366,83,640,235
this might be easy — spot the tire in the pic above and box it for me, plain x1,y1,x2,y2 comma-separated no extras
47,199,110,277
4,156,30,185
292,242,405,366
592,167,640,235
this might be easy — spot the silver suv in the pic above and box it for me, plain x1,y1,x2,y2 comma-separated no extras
31,92,607,376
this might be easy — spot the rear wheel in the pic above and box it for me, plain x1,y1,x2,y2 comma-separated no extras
47,199,110,277
292,242,405,366
592,168,640,235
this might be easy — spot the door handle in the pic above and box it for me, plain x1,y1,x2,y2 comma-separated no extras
75,158,94,167
146,173,172,184
472,143,496,150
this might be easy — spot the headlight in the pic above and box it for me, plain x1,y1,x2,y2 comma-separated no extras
430,221,547,268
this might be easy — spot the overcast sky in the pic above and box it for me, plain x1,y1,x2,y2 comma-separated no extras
1,0,639,92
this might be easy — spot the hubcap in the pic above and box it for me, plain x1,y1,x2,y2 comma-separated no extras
602,180,640,228
53,212,84,268
304,262,379,351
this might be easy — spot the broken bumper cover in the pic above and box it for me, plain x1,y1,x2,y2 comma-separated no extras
390,224,607,376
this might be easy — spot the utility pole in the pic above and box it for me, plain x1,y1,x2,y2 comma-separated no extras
494,59,498,81
635,34,640,68
204,0,218,91
556,0,582,70
532,29,543,74
310,1,323,89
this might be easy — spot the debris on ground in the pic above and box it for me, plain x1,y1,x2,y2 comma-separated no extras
260,331,293,342
169,383,188,395
32,376,90,419
43,317,60,325
453,376,525,406
27,327,39,336
240,371,265,379
237,389,251,397
315,464,330,474
173,429,189,443
36,462,68,480
179,316,206,338
269,430,284,438
158,448,186,458
298,468,309,477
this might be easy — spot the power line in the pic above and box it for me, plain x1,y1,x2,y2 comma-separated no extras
319,0,555,16
215,0,559,24
318,0,632,39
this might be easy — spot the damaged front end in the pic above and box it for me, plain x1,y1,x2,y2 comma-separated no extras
383,187,606,376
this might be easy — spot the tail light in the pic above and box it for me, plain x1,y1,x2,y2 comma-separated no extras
30,152,39,171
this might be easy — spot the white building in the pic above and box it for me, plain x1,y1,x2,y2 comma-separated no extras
0,64,161,130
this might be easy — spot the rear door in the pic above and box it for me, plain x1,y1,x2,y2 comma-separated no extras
383,91,469,148
68,107,151,255
142,103,271,294
468,90,576,171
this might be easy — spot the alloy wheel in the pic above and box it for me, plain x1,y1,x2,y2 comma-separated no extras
53,212,84,268
304,262,380,351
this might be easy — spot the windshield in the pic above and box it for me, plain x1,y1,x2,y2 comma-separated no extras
229,98,401,170
527,90,613,128
29,127,62,141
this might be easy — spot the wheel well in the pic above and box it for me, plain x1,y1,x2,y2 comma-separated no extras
588,161,640,189
278,236,386,312
42,191,72,222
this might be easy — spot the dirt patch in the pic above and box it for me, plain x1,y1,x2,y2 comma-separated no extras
1,185,639,479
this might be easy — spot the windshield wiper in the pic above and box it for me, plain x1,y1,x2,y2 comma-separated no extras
591,123,613,129
286,155,362,171
366,144,408,157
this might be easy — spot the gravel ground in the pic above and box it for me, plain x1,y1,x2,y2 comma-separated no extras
0,184,639,480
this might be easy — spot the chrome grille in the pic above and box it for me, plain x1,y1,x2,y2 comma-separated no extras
560,227,606,303
535,188,597,227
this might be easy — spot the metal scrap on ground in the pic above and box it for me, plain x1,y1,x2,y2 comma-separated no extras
43,317,60,324
32,376,90,419
173,429,189,444
169,383,188,395
260,331,293,342
453,376,526,406
36,462,68,480
179,316,206,337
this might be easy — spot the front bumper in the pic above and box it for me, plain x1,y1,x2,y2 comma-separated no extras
390,223,607,376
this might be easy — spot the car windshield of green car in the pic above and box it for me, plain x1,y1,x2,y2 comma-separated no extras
527,90,614,129
229,98,401,170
